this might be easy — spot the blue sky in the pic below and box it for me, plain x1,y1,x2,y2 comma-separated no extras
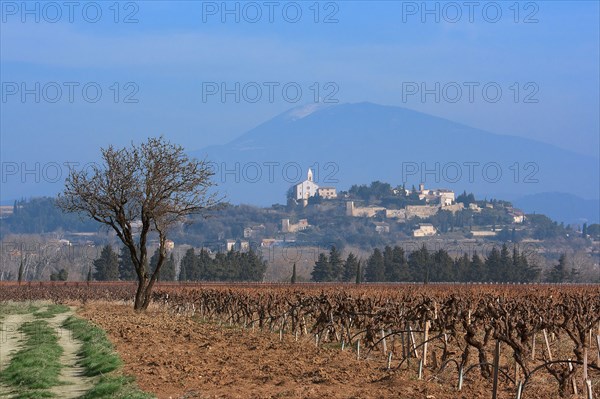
1,1,599,199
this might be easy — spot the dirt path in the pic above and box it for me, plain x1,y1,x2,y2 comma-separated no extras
47,311,96,399
0,307,96,399
0,312,34,398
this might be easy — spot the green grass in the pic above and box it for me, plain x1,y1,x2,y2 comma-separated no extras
79,375,154,399
62,316,153,399
12,390,56,399
0,302,40,320
0,320,63,398
12,391,56,399
61,316,122,376
33,304,71,319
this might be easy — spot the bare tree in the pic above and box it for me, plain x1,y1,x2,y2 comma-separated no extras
58,137,221,310
1,235,43,282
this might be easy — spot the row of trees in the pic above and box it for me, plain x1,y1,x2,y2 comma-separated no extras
312,244,542,283
364,244,540,283
91,245,175,282
92,244,267,282
92,245,132,281
94,242,582,284
179,248,266,282
311,246,360,282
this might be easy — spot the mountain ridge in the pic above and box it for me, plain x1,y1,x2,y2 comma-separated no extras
214,102,592,159
193,102,599,218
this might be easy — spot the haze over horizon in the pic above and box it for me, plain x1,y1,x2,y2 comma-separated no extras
1,1,599,221
1,100,599,224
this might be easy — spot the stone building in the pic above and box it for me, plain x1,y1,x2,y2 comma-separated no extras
413,223,437,237
317,187,337,199
281,218,310,233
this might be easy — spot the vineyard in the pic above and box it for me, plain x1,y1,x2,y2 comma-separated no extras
1,282,599,398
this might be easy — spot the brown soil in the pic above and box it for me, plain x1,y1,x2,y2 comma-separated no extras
76,302,566,399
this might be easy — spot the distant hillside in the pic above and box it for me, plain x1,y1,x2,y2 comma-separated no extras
193,102,599,218
513,193,600,224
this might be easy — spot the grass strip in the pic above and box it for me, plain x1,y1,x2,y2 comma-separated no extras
62,316,153,399
61,316,121,376
0,303,40,320
0,320,63,398
80,375,154,399
33,304,71,319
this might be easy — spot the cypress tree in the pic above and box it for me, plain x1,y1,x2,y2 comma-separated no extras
291,263,297,284
390,246,409,282
431,249,454,282
549,254,568,283
499,244,512,282
93,245,119,281
197,249,212,280
223,250,239,280
343,253,359,282
17,258,24,285
408,244,430,283
365,248,385,282
178,248,197,281
212,252,227,281
469,253,486,282
161,253,177,281
383,246,394,282
240,249,267,281
312,253,331,282
118,245,136,281
328,246,344,281
355,260,362,285
485,247,502,282
469,253,489,282
510,245,536,282
457,253,471,282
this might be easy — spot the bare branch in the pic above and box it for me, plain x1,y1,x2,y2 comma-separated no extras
57,136,223,310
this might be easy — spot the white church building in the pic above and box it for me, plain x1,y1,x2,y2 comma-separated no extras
291,169,338,205
294,169,320,201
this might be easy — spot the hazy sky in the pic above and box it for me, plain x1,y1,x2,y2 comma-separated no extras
1,1,599,176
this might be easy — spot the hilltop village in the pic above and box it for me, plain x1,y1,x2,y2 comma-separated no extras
247,169,528,248
1,170,598,283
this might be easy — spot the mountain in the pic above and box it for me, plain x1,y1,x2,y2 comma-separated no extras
512,193,600,225
193,102,599,213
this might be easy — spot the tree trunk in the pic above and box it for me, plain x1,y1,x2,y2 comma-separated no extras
133,277,159,311
133,240,166,311
141,278,157,310
134,276,148,310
